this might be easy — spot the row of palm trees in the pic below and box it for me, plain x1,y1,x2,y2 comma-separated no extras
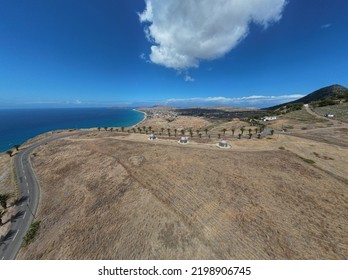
96,125,269,138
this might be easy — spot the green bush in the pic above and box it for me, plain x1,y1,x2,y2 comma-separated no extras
318,98,337,107
23,221,41,246
299,157,315,164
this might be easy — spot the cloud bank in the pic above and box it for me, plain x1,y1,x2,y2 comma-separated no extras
139,0,287,70
164,94,304,108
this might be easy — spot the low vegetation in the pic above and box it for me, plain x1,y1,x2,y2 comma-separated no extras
23,221,41,247
272,102,304,115
299,157,315,164
313,103,348,123
283,109,327,123
0,193,12,209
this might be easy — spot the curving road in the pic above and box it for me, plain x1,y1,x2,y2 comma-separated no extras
0,131,83,260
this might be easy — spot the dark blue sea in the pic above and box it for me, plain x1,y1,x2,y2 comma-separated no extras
0,108,144,152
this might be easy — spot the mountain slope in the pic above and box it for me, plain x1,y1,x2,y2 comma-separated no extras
294,84,347,104
266,84,348,110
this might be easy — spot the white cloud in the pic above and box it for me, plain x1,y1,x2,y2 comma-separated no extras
184,74,195,82
139,53,146,60
165,94,304,107
321,23,332,29
139,53,152,63
139,0,287,70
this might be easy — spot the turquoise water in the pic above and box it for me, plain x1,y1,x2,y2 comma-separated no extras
0,108,144,152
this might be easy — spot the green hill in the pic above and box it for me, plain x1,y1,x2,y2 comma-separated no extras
266,84,348,113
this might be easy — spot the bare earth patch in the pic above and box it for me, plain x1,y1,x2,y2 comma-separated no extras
17,133,348,260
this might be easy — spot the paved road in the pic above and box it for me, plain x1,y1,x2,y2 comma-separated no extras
0,131,83,260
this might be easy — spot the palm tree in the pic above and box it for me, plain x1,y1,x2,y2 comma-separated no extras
199,133,202,138
189,129,193,137
97,127,101,131
137,127,141,133
196,129,200,136
240,127,245,135
6,150,13,157
238,133,242,139
204,128,208,135
132,128,136,133
260,124,265,133
248,128,252,134
13,144,20,151
174,129,177,136
181,129,185,135
231,128,235,136
0,193,12,209
167,128,171,136
254,128,258,134
222,128,226,136
249,133,252,139
142,126,146,132
161,128,164,135
257,133,261,139
104,127,108,131
110,128,113,132
218,133,221,139
121,127,125,132
148,126,152,132
116,128,119,132
270,129,274,135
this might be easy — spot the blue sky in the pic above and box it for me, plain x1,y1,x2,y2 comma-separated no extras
0,0,347,108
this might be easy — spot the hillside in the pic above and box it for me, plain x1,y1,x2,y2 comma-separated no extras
17,130,348,260
293,84,347,104
266,84,348,110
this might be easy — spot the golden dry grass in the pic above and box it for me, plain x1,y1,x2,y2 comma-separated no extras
0,153,13,194
141,115,213,131
17,133,348,260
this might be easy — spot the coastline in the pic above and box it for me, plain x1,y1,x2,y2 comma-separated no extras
0,108,147,153
132,109,147,127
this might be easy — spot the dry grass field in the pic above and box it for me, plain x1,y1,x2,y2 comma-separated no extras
17,131,348,260
0,153,13,194
313,103,348,123
141,115,213,131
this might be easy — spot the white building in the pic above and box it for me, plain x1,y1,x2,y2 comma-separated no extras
219,139,228,147
178,136,189,144
261,116,277,121
325,114,335,118
217,138,230,149
148,134,157,140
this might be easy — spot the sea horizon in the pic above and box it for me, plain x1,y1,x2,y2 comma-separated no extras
0,107,144,153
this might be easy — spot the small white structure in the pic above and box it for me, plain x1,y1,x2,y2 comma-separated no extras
148,133,157,140
217,138,230,149
325,114,335,118
178,136,189,144
261,116,277,121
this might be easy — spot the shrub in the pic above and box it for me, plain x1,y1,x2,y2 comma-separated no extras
23,221,41,246
299,157,315,164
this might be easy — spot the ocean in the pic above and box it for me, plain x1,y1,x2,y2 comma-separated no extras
0,107,144,152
